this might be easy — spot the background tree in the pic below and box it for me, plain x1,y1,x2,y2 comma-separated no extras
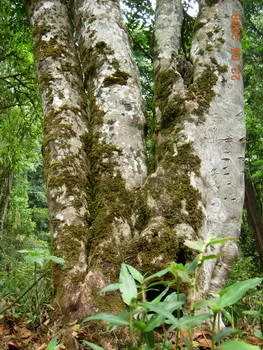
241,0,263,261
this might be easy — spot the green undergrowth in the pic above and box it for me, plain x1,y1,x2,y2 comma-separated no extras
80,234,263,349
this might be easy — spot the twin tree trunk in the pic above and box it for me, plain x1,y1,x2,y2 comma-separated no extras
25,0,245,343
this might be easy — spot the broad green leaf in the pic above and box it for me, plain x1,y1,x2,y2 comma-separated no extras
148,287,169,304
144,266,170,282
184,239,205,252
217,278,263,310
82,313,129,326
126,264,144,283
100,283,120,294
140,300,183,323
168,313,211,331
143,314,165,332
195,278,263,312
218,340,260,350
119,263,137,305
81,340,104,350
213,327,239,342
47,338,61,350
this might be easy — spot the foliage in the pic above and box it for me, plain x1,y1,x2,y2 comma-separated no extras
82,235,262,349
47,338,64,350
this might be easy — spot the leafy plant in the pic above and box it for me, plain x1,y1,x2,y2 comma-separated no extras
0,248,64,324
47,337,64,350
82,235,262,349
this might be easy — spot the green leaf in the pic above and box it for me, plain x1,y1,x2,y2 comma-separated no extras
143,314,165,332
47,255,65,265
47,338,61,350
144,266,170,282
100,283,120,294
119,263,137,305
200,254,219,262
185,255,201,274
170,262,191,283
133,320,147,330
81,340,104,350
195,278,263,313
140,299,183,323
206,237,236,247
213,327,239,342
148,287,169,304
217,278,263,310
168,313,211,331
184,239,205,252
126,264,144,283
218,340,260,350
82,313,129,326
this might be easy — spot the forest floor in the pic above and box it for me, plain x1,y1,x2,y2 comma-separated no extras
1,312,263,350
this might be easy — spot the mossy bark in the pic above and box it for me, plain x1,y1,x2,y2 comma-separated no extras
154,0,245,302
24,0,91,319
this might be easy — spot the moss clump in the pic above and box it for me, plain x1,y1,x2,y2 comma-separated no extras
95,41,114,55
207,0,220,5
103,69,131,87
155,68,179,102
210,58,228,74
218,65,228,73
206,44,213,51
161,94,186,127
193,21,206,33
217,37,225,44
186,67,217,115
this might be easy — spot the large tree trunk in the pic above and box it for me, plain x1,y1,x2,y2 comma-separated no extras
24,0,91,319
153,0,245,301
25,0,245,346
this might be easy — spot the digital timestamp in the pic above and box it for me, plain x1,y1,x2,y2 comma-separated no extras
231,14,242,81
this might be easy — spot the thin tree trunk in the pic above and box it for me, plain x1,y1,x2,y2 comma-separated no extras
245,175,263,262
0,170,13,235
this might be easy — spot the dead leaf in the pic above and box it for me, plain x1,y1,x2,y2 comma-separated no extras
36,344,47,350
197,337,212,348
19,327,32,339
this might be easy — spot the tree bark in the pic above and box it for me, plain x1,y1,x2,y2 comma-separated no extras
245,175,263,262
153,0,245,299
24,0,90,318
